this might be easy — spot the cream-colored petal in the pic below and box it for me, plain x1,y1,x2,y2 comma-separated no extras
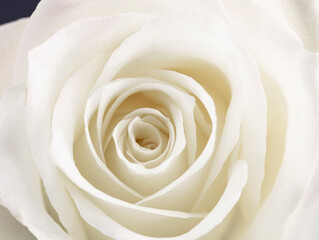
222,0,319,239
251,0,319,51
66,160,246,239
0,96,71,240
67,183,206,239
280,0,319,52
13,0,223,83
0,18,27,126
279,158,319,240
177,160,248,240
0,18,27,96
0,206,36,240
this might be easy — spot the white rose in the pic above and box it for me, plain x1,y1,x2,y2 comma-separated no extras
0,0,318,240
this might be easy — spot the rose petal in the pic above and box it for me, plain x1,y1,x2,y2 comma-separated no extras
66,160,247,239
0,206,35,240
67,182,206,238
13,0,223,83
250,0,319,51
0,18,27,126
0,96,71,240
260,73,287,202
280,0,319,52
74,130,143,202
0,18,27,96
221,0,319,239
279,157,319,240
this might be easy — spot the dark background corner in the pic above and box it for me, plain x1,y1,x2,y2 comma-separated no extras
0,0,41,25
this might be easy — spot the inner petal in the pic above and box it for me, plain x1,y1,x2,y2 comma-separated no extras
101,79,194,196
105,108,173,169
127,116,163,161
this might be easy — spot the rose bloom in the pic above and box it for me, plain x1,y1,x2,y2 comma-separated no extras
0,0,318,239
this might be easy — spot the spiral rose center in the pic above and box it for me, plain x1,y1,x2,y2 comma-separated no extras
129,117,161,150
136,139,157,150
126,115,169,162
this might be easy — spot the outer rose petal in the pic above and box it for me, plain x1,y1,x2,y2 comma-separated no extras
65,160,247,240
0,17,37,240
0,18,27,96
222,0,319,239
0,96,71,240
251,0,319,51
14,0,224,84
280,0,319,51
279,157,319,240
0,18,27,126
0,206,35,240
